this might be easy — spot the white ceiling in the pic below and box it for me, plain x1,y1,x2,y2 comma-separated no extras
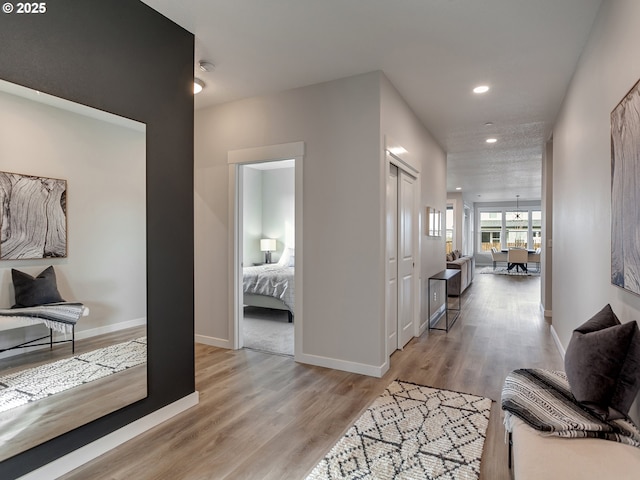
142,0,602,202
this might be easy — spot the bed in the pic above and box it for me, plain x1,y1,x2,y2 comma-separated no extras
243,248,295,322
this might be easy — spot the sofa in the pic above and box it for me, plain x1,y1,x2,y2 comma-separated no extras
445,250,474,295
502,305,640,479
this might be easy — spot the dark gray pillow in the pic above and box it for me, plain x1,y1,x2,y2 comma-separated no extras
564,304,640,420
12,266,65,308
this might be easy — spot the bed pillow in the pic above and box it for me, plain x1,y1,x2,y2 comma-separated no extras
564,304,640,420
277,247,295,267
12,266,66,308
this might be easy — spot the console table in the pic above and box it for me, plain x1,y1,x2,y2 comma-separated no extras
428,268,461,332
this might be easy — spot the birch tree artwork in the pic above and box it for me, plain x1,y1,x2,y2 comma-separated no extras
0,172,67,260
611,79,640,295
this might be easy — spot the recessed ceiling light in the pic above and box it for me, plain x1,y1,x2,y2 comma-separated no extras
484,122,494,126
473,85,490,94
194,78,205,94
456,187,462,191
486,138,497,143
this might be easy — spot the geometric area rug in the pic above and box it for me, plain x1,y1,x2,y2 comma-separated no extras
0,337,146,414
306,380,492,480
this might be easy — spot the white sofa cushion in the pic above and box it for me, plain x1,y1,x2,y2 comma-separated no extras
510,415,640,480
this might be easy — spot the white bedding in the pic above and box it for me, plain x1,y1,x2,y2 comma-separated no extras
243,265,294,311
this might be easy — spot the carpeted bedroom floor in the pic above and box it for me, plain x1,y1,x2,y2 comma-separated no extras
242,306,293,356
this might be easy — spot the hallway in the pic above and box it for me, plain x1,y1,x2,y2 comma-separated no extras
64,272,563,480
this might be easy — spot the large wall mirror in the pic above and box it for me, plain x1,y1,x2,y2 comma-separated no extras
0,79,147,461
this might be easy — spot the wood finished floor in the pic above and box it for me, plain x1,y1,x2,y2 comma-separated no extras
0,326,146,462
62,271,562,480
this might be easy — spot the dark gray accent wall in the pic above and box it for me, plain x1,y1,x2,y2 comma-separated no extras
0,1,194,477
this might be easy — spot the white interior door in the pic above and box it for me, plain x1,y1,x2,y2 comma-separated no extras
386,164,399,354
398,169,416,349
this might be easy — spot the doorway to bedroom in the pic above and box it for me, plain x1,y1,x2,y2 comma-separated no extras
239,159,295,356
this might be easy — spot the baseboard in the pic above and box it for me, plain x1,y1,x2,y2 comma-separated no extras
18,392,199,480
195,334,231,349
75,317,146,341
0,318,147,360
550,325,565,360
296,352,388,378
539,303,552,318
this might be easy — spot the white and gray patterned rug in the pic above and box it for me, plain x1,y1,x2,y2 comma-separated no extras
307,380,492,480
479,266,539,276
0,337,146,413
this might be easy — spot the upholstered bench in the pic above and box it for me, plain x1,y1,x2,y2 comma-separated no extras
502,304,640,479
0,303,89,353
502,368,640,479
507,414,640,479
0,266,88,353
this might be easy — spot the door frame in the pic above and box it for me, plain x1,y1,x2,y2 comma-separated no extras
228,142,304,358
384,138,420,362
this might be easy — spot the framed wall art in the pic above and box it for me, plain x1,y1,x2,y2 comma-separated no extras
426,206,442,237
611,77,640,294
0,171,67,260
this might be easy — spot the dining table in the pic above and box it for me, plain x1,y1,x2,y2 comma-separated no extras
501,249,535,273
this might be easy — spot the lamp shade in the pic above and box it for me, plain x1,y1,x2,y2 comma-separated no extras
260,238,276,252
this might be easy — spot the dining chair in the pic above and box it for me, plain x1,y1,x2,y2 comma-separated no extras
507,248,529,273
528,248,541,272
491,247,508,270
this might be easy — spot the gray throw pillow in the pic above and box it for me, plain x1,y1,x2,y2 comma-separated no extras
564,304,640,420
12,266,66,308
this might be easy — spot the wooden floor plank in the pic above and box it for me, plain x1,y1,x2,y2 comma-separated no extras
61,271,562,479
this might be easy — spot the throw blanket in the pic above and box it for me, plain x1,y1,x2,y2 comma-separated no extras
243,265,294,310
0,302,85,334
502,369,640,448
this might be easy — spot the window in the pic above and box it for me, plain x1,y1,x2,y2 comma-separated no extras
445,205,454,254
476,205,542,254
506,210,528,248
480,211,501,252
532,211,542,250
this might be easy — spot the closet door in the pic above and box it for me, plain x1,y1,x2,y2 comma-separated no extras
397,169,416,349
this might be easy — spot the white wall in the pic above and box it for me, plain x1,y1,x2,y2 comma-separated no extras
242,166,262,266
262,167,295,259
380,75,447,339
195,71,446,374
552,0,640,422
0,89,146,342
242,166,294,265
195,72,382,369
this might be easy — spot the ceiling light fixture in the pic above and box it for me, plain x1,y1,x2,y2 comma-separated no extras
456,187,462,191
194,78,205,94
473,85,490,94
199,61,215,72
486,138,497,143
484,122,494,126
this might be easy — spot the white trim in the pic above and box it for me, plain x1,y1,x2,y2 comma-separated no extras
75,317,146,341
296,352,389,378
385,135,419,176
550,325,565,360
228,141,304,165
195,334,232,349
18,392,199,480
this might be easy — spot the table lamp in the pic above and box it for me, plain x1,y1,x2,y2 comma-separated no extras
260,238,276,264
